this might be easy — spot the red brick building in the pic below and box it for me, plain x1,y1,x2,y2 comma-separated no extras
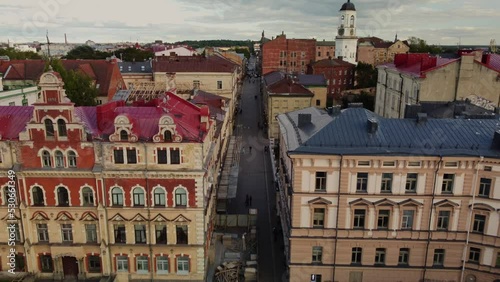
309,58,355,99
261,33,316,75
0,70,220,281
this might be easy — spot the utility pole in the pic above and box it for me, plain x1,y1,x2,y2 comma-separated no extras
46,30,52,63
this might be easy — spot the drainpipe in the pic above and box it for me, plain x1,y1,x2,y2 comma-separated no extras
398,73,404,118
459,156,483,282
332,155,343,282
422,156,443,281
142,142,153,282
382,68,389,117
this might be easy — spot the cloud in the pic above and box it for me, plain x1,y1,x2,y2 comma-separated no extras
0,0,497,45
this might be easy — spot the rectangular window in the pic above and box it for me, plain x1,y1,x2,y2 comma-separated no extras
375,248,386,265
381,173,392,193
217,80,222,90
408,161,421,167
85,224,97,243
114,225,126,243
135,225,147,244
377,210,390,229
351,247,362,264
437,211,450,230
40,255,53,272
193,80,200,89
318,51,321,57
312,246,323,263
441,174,454,193
61,224,73,242
156,225,167,244
176,225,188,244
356,173,368,192
37,224,49,242
484,166,492,171
472,214,486,233
170,148,180,164
88,255,101,273
177,256,189,274
357,161,370,167
136,256,148,273
401,210,414,229
468,247,481,263
313,208,325,227
353,209,365,229
315,172,327,191
398,248,410,265
12,224,20,242
157,149,168,164
116,256,128,272
316,99,320,106
126,149,137,164
433,249,445,266
382,161,395,167
157,256,169,274
444,161,458,167
114,149,124,164
478,178,491,197
405,173,418,193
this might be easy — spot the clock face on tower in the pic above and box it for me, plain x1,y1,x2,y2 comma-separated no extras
338,28,344,36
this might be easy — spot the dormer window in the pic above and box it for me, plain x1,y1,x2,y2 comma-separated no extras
45,120,54,137
57,119,67,137
164,131,172,142
120,130,128,141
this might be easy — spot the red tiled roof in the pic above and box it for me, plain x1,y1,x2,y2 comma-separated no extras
152,55,237,73
0,106,34,140
484,54,500,72
268,78,314,96
0,60,46,81
74,92,210,142
382,53,458,77
191,90,228,121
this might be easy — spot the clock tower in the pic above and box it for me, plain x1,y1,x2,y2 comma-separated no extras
335,0,358,64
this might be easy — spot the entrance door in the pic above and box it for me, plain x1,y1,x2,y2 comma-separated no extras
62,256,78,277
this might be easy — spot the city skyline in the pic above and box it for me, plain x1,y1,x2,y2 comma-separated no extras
0,0,498,46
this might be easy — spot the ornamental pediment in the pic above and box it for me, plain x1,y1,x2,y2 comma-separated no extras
80,212,99,221
130,213,147,222
109,213,128,221
31,211,50,221
172,214,191,223
55,211,74,221
152,214,169,222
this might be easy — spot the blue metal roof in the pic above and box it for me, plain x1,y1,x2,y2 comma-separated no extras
297,74,327,86
278,107,500,158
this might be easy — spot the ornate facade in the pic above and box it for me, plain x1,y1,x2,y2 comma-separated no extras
0,71,219,281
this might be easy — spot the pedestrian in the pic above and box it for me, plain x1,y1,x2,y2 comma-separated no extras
240,108,242,114
245,194,249,207
257,121,260,128
249,196,252,206
249,146,252,153
273,227,277,241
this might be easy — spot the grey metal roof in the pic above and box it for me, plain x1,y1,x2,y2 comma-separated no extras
278,107,500,158
316,41,335,46
118,61,152,73
263,71,285,86
297,74,327,86
112,89,132,101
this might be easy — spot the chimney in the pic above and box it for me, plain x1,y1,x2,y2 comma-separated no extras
297,113,312,127
417,112,428,124
327,105,341,116
492,130,500,149
367,118,378,133
348,102,363,108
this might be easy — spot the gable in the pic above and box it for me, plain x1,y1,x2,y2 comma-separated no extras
349,198,372,206
80,211,99,221
109,213,128,222
172,214,191,223
31,211,50,221
130,213,147,222
152,214,169,222
373,198,397,206
308,197,332,205
434,199,459,208
55,211,74,221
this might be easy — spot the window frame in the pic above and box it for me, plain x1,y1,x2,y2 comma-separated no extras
441,174,454,194
37,223,49,242
40,254,53,272
54,151,64,168
88,255,102,273
57,119,67,137
116,255,129,272
82,187,94,206
42,150,52,167
111,187,124,206
374,248,386,265
472,214,486,233
68,151,77,167
134,225,147,244
398,248,410,266
153,187,166,206
85,224,98,243
176,225,188,245
44,119,55,137
468,247,481,264
351,247,362,265
155,225,167,244
405,173,418,193
114,225,126,244
436,210,451,230
32,186,45,206
61,223,73,243
174,188,187,207
377,209,390,229
315,171,327,191
170,148,180,164
353,209,366,229
433,249,445,267
176,256,189,274
401,209,415,230
132,187,145,206
126,148,137,164
380,173,393,193
312,208,325,228
356,172,368,192
312,246,323,263
136,256,149,273
157,148,168,164
156,256,169,274
478,178,491,197
57,186,69,207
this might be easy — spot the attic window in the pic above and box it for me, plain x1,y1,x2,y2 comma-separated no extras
408,161,421,167
357,161,371,167
120,130,128,141
128,66,132,71
141,66,145,71
164,131,172,142
444,161,458,168
484,166,492,171
382,161,395,167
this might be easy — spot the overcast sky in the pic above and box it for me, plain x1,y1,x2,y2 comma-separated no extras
0,0,498,45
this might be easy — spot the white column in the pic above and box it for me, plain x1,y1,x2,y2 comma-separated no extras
368,206,376,230
452,208,461,231
392,206,400,230
416,206,424,230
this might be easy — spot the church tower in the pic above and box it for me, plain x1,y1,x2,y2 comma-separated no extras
335,0,358,64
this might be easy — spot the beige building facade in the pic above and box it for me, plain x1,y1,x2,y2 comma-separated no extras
277,107,500,282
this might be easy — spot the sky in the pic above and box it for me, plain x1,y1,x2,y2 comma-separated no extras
0,0,498,46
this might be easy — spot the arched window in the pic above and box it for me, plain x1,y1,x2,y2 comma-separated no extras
57,119,67,137
32,186,45,206
82,187,94,206
153,188,166,206
57,187,69,207
164,130,172,142
42,151,52,167
133,187,145,206
111,187,123,206
44,119,54,137
175,188,187,207
120,130,128,141
350,15,355,27
68,151,77,167
55,151,64,168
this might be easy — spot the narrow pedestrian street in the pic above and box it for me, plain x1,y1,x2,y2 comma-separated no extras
225,56,287,281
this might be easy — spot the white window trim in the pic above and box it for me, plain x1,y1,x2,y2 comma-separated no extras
53,184,71,207
151,185,167,207
29,184,46,206
79,185,96,207
110,185,125,207
131,185,146,207
173,185,189,207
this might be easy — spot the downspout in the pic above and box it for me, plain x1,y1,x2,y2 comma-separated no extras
460,156,483,282
383,68,388,117
398,73,404,118
142,142,153,282
422,156,443,281
332,155,343,282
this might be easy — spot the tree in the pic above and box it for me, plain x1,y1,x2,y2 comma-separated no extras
355,62,377,89
116,48,153,62
342,92,375,111
234,47,250,59
64,45,109,59
47,60,98,106
408,36,442,54
0,48,42,59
